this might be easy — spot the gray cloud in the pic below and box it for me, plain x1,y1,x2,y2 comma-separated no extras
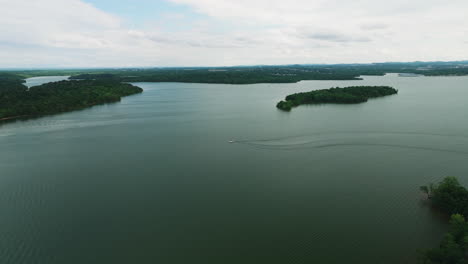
360,23,389,31
0,0,468,67
306,33,371,43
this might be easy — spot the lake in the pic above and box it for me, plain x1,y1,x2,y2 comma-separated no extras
24,76,70,88
1,74,467,263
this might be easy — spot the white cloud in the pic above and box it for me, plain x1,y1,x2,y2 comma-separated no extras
0,0,467,67
0,0,119,45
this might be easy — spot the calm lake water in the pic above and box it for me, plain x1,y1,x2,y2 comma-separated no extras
24,76,70,88
1,74,468,263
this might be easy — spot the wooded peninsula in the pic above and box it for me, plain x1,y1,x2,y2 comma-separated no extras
0,75,142,121
276,86,398,111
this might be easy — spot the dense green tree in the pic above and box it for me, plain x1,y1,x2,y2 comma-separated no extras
430,177,468,216
422,214,468,264
421,183,436,198
421,178,468,263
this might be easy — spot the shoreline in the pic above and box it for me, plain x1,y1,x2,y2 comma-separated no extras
0,115,28,122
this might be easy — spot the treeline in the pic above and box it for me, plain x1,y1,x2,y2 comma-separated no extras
70,68,362,84
0,79,142,121
64,61,468,84
4,61,468,85
0,73,27,92
276,86,398,111
423,68,468,76
420,177,468,263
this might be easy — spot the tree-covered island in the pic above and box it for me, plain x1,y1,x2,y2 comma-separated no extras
276,86,398,111
0,78,143,121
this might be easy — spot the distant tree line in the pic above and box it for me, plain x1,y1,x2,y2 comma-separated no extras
63,61,468,84
420,177,468,263
3,61,468,86
0,73,26,92
69,69,362,84
276,86,398,111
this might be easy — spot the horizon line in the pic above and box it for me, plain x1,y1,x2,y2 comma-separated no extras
1,59,468,71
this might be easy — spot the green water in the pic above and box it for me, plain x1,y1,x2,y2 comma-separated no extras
1,74,467,263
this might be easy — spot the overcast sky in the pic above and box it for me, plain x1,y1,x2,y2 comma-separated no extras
1,0,467,68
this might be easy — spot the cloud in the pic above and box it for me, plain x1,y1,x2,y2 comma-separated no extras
360,23,389,31
0,0,120,46
0,0,468,67
304,33,371,43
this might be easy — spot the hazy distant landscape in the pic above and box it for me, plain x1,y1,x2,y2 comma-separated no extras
2,0,468,263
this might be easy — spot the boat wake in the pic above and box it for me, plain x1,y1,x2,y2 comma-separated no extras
231,131,468,155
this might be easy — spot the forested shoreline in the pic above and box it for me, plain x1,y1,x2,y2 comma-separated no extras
67,63,468,84
1,61,467,86
420,177,468,263
69,69,362,84
0,76,143,121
